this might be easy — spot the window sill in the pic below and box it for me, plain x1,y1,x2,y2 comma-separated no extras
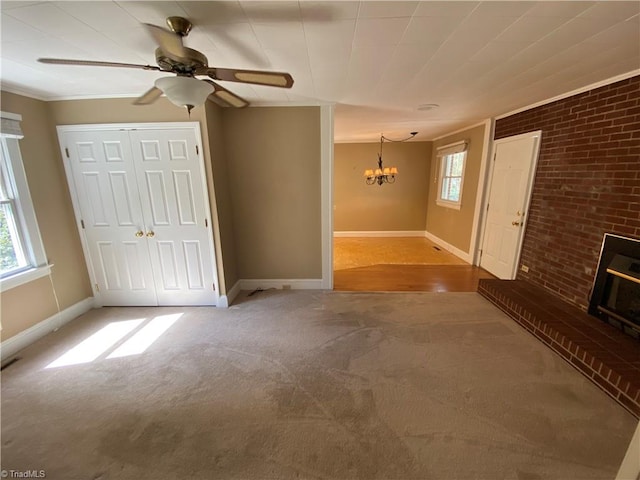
436,200,462,210
0,264,53,293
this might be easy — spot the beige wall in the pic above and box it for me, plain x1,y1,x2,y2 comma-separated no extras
204,103,238,291
1,96,322,334
426,123,486,253
334,142,431,231
1,91,93,340
49,96,207,126
48,97,230,295
222,106,322,280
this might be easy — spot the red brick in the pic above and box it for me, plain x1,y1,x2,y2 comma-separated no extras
608,370,622,387
495,75,640,309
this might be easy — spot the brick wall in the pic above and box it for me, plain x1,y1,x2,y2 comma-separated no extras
494,75,640,310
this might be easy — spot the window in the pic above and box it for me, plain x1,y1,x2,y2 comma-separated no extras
436,141,468,210
0,112,50,292
0,142,29,276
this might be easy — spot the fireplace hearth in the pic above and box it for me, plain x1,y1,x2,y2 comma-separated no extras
589,234,640,339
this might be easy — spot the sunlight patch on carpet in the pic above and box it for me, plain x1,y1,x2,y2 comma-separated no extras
107,314,181,359
45,314,182,368
45,319,144,369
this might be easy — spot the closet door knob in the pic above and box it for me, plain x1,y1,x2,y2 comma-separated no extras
146,231,155,238
135,230,144,237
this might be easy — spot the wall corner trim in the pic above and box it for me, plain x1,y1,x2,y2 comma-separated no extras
470,118,495,265
320,104,334,290
1,296,95,361
223,280,242,307
424,231,472,263
216,296,229,308
616,420,640,480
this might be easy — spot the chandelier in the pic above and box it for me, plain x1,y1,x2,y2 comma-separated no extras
364,132,417,185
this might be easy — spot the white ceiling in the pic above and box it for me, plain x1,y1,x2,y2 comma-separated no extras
1,1,639,142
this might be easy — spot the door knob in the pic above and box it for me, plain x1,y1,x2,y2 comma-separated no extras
512,221,521,226
146,231,155,238
135,230,144,237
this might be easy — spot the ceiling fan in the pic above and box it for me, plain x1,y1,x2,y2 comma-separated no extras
38,16,294,113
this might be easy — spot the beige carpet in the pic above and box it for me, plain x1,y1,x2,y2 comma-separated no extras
1,291,636,480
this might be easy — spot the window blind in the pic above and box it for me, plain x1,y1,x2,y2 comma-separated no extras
437,140,467,157
0,112,24,139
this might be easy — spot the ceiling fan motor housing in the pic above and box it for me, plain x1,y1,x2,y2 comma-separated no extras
155,47,207,75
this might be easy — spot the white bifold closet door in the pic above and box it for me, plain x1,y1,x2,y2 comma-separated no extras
61,125,218,306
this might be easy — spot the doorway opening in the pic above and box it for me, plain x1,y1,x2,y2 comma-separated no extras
333,236,493,291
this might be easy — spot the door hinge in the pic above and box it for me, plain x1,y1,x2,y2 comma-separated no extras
479,249,483,258
95,283,100,293
80,219,85,229
196,145,199,155
486,203,489,211
212,283,216,291
493,153,496,161
205,218,208,227
65,147,70,158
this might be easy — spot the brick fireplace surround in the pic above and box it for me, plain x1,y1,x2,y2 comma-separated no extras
477,75,640,418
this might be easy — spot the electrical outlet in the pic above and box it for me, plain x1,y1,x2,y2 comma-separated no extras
282,284,291,290
520,265,529,273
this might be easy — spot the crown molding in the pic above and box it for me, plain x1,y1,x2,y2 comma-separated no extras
496,69,640,120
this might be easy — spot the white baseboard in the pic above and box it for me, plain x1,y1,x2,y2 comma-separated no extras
424,231,472,263
334,231,427,238
239,279,323,291
1,296,95,361
218,280,241,307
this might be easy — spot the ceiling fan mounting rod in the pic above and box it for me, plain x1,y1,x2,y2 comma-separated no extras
166,16,192,37
155,47,207,74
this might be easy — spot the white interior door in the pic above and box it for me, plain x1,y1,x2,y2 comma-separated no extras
130,128,217,306
62,124,218,306
480,131,541,279
64,130,157,305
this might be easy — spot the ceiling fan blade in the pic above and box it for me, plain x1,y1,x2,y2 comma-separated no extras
144,23,187,59
38,58,161,71
203,80,249,108
133,86,163,105
200,67,294,88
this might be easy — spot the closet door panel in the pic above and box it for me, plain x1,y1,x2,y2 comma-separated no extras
130,128,216,306
63,130,157,306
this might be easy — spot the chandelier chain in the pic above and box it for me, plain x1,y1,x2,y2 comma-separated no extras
364,132,418,186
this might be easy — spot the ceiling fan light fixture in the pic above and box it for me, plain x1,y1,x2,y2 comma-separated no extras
155,76,213,112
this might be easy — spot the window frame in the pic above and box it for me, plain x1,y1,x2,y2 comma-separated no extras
0,112,50,292
436,141,468,210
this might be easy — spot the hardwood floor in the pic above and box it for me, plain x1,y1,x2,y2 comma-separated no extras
334,264,495,292
334,237,466,270
333,237,495,292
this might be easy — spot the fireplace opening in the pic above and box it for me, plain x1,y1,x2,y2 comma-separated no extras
589,234,640,340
